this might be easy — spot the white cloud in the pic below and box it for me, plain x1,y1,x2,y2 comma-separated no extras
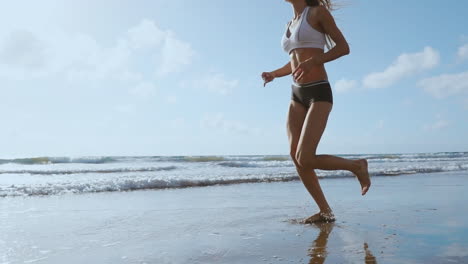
0,30,46,69
424,114,449,131
165,95,178,104
126,19,165,49
193,73,239,95
334,79,358,93
156,31,195,77
115,104,136,114
129,82,157,97
200,113,257,135
457,43,468,62
461,35,468,43
0,19,194,81
428,120,449,130
376,120,384,129
402,98,413,106
0,29,134,81
363,47,439,89
169,118,185,129
418,70,468,99
62,35,137,82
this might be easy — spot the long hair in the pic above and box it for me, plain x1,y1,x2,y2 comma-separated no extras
305,0,335,50
305,0,333,10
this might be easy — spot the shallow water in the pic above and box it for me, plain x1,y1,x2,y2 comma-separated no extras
1,170,467,263
0,152,467,197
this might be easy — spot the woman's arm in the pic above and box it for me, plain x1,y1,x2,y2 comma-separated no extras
292,6,350,80
309,6,350,65
271,61,292,77
261,61,291,86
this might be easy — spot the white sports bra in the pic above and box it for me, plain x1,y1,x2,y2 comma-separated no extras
281,6,326,54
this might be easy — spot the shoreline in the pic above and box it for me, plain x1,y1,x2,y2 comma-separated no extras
1,170,468,263
2,168,467,199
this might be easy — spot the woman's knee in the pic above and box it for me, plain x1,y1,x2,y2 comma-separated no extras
290,150,302,168
295,151,318,169
290,150,298,164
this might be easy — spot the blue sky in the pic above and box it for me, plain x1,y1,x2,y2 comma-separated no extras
0,0,467,157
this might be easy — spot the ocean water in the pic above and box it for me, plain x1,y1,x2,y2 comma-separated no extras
0,152,467,197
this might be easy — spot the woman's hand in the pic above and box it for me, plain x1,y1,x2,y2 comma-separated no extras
261,71,276,87
292,56,322,82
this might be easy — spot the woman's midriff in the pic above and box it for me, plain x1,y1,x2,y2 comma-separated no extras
290,48,328,83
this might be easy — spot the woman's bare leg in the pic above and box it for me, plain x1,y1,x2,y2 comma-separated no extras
286,100,333,216
296,102,371,196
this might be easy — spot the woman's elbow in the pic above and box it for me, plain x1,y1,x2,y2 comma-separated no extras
342,43,350,55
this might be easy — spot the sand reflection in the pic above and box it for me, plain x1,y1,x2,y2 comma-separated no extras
307,223,377,264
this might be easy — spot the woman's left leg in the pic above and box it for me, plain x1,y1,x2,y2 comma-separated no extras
296,102,371,196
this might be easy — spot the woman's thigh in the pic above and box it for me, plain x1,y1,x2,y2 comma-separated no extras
297,102,333,159
286,100,308,161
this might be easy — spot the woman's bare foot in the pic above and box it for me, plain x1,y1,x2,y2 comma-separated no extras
354,159,371,195
303,211,336,224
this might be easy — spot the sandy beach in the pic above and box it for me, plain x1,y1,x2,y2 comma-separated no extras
1,170,468,264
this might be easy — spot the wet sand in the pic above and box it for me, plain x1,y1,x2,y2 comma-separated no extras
1,170,468,263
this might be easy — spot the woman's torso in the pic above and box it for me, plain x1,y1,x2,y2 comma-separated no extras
283,6,328,83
